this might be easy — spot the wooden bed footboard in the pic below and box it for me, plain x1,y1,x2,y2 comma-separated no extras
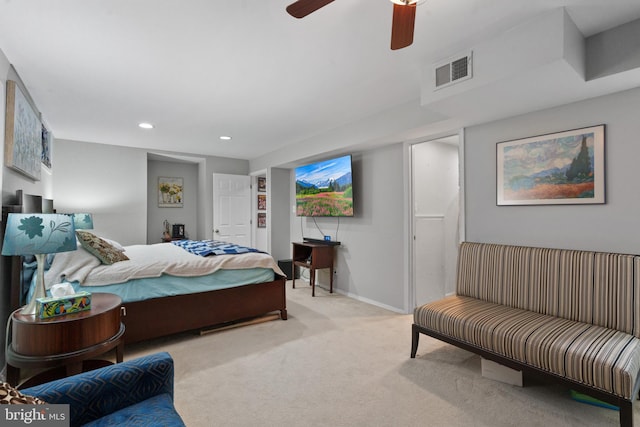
122,276,287,344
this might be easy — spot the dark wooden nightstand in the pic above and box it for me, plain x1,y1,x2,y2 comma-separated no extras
292,242,338,296
5,292,125,388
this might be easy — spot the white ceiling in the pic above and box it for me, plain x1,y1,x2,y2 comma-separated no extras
1,1,640,162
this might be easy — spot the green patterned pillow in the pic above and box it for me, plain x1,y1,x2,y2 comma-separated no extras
0,382,46,404
76,231,129,265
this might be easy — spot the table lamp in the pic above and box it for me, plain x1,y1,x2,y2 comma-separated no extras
72,213,94,230
2,214,78,315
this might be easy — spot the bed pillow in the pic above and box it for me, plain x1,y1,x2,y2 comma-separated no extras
75,236,125,253
76,231,129,265
0,382,46,404
102,237,126,252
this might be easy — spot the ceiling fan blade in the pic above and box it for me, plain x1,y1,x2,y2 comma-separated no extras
390,3,416,50
286,0,335,19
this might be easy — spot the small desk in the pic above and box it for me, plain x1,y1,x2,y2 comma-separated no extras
6,292,125,388
292,242,338,296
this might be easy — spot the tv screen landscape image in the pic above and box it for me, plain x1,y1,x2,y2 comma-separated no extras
295,155,353,217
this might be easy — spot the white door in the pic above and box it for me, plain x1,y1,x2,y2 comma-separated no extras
213,173,251,246
412,136,460,307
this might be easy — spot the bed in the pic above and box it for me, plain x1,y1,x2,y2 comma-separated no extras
4,191,287,344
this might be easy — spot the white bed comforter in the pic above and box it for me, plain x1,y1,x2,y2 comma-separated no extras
44,243,285,288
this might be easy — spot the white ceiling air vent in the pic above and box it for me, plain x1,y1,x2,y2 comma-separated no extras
434,51,473,90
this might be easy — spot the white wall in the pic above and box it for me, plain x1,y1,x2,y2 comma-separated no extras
54,139,148,245
268,168,291,262
53,140,249,245
465,86,640,254
289,144,407,312
147,160,198,243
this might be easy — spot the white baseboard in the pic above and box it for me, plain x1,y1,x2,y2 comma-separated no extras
293,279,408,314
333,288,407,314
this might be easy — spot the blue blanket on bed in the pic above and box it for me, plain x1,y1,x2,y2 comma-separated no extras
172,239,262,257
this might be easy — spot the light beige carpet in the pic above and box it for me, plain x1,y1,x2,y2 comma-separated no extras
126,282,635,427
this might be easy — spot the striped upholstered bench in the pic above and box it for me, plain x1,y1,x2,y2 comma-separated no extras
411,242,640,427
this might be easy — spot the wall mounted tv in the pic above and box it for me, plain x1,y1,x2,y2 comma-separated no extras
295,154,354,217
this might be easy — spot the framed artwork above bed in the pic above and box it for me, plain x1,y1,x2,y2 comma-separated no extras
4,80,42,181
41,124,52,169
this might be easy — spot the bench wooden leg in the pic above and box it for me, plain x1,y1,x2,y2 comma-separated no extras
411,324,419,358
412,321,636,427
619,400,633,427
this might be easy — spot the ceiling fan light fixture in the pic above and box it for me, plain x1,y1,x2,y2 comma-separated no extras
390,0,424,5
390,0,421,50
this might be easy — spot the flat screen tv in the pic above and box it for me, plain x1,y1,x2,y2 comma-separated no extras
295,154,353,217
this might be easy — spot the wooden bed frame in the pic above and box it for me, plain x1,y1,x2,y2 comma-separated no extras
3,190,287,345
122,277,286,343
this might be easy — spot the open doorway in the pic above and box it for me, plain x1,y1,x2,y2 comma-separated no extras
410,135,461,309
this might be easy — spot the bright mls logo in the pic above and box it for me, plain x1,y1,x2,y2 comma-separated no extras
1,405,69,426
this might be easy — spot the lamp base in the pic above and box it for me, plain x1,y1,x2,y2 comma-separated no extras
20,254,47,316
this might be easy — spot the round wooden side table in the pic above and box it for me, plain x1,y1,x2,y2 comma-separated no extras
5,292,125,388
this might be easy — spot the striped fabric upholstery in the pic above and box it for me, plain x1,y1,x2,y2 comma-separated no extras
455,242,640,337
415,242,640,399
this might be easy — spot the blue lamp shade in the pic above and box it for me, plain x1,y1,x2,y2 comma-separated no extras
2,214,77,256
2,214,77,315
72,213,94,230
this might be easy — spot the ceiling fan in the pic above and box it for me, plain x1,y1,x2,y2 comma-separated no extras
286,0,424,50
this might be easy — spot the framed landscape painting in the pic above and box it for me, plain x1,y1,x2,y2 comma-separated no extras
497,125,605,205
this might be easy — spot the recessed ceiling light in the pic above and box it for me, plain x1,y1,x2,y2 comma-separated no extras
138,122,154,129
219,136,232,140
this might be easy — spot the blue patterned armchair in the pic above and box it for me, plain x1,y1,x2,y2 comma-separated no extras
21,352,185,427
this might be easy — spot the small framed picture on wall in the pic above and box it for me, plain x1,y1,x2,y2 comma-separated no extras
158,176,184,208
257,177,266,192
257,213,266,228
258,194,266,210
